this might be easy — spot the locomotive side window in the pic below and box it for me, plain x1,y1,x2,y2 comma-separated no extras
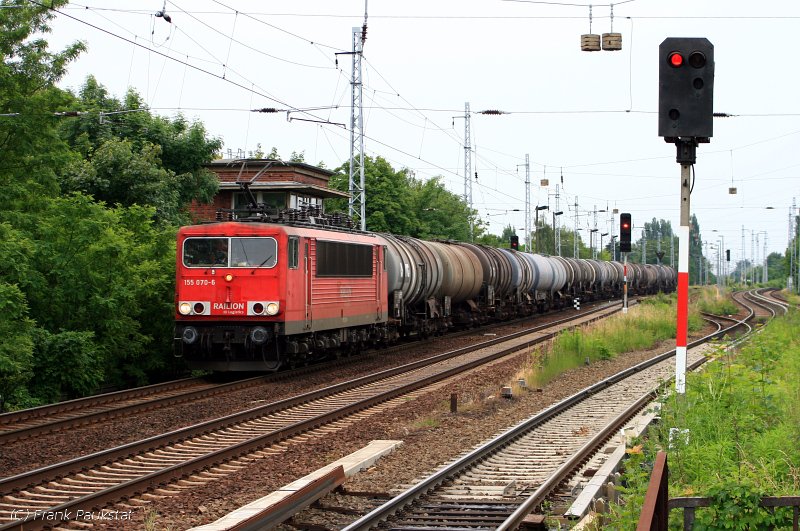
183,238,228,267
230,237,278,268
288,237,299,269
316,241,373,277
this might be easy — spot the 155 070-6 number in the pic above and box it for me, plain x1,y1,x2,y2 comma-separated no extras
183,279,216,286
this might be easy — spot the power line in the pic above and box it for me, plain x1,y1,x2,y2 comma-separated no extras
169,0,336,69
38,1,339,126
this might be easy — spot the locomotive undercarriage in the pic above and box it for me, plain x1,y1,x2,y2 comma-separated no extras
176,321,401,372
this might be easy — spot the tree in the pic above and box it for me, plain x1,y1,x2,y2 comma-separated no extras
59,79,222,221
0,1,85,211
329,157,416,236
328,156,479,241
0,282,35,410
409,176,475,241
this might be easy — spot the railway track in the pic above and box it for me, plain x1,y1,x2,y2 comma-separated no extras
0,299,625,530
0,376,251,445
0,298,621,447
331,290,768,530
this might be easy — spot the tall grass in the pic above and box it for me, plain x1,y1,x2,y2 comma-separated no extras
525,295,702,388
695,285,739,315
604,310,800,529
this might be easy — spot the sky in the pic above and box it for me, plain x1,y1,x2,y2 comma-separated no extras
45,0,800,266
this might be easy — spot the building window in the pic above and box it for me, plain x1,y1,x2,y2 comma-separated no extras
233,191,287,211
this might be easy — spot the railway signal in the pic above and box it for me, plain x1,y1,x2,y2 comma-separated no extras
726,249,730,262
510,235,519,250
660,37,715,396
620,213,632,253
658,37,715,140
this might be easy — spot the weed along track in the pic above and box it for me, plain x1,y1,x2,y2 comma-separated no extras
337,290,770,530
0,301,622,530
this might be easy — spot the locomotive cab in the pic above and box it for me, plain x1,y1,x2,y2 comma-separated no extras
175,221,389,371
175,224,289,371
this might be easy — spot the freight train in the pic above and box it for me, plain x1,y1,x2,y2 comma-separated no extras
174,207,676,371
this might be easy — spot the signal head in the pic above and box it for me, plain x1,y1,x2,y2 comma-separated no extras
658,37,715,139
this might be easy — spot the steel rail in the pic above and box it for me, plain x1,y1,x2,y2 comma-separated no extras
0,297,620,445
0,376,205,427
0,301,624,530
341,295,760,531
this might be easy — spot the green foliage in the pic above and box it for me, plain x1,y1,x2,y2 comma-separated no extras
695,286,739,315
328,156,478,240
0,194,177,408
607,311,800,528
29,328,103,402
59,78,222,221
0,282,35,411
695,482,792,530
0,1,85,208
528,297,699,388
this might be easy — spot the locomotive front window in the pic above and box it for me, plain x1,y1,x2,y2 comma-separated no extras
183,238,229,267
183,237,277,268
230,237,277,268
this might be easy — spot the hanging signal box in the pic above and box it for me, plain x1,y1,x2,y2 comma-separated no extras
581,34,601,52
602,33,622,51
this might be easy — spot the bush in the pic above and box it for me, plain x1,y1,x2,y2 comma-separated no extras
695,286,738,315
606,311,800,528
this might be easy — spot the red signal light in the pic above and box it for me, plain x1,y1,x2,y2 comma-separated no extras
669,52,684,67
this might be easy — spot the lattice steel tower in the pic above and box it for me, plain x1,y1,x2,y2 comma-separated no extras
348,27,366,230
463,102,473,240
525,154,531,251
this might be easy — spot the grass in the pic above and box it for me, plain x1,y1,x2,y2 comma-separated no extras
411,416,440,430
695,285,739,315
603,309,800,529
522,293,703,389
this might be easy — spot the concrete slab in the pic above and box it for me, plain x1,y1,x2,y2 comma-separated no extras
188,440,402,531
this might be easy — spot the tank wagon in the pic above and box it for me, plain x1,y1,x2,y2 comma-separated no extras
175,211,676,371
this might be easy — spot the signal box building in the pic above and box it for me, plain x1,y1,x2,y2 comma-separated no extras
189,159,350,222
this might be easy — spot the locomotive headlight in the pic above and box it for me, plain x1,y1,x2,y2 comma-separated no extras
179,302,192,315
252,302,265,315
266,302,280,316
225,274,234,282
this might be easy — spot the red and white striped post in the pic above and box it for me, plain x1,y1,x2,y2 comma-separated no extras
623,254,628,314
675,157,692,394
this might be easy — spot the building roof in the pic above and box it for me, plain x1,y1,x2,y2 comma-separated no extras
207,158,336,177
217,181,350,199
206,158,349,200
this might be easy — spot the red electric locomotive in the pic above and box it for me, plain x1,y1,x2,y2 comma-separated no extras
175,221,388,371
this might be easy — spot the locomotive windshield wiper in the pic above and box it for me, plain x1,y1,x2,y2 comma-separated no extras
253,254,274,270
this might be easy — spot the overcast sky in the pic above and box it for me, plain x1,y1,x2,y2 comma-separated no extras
48,0,800,263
